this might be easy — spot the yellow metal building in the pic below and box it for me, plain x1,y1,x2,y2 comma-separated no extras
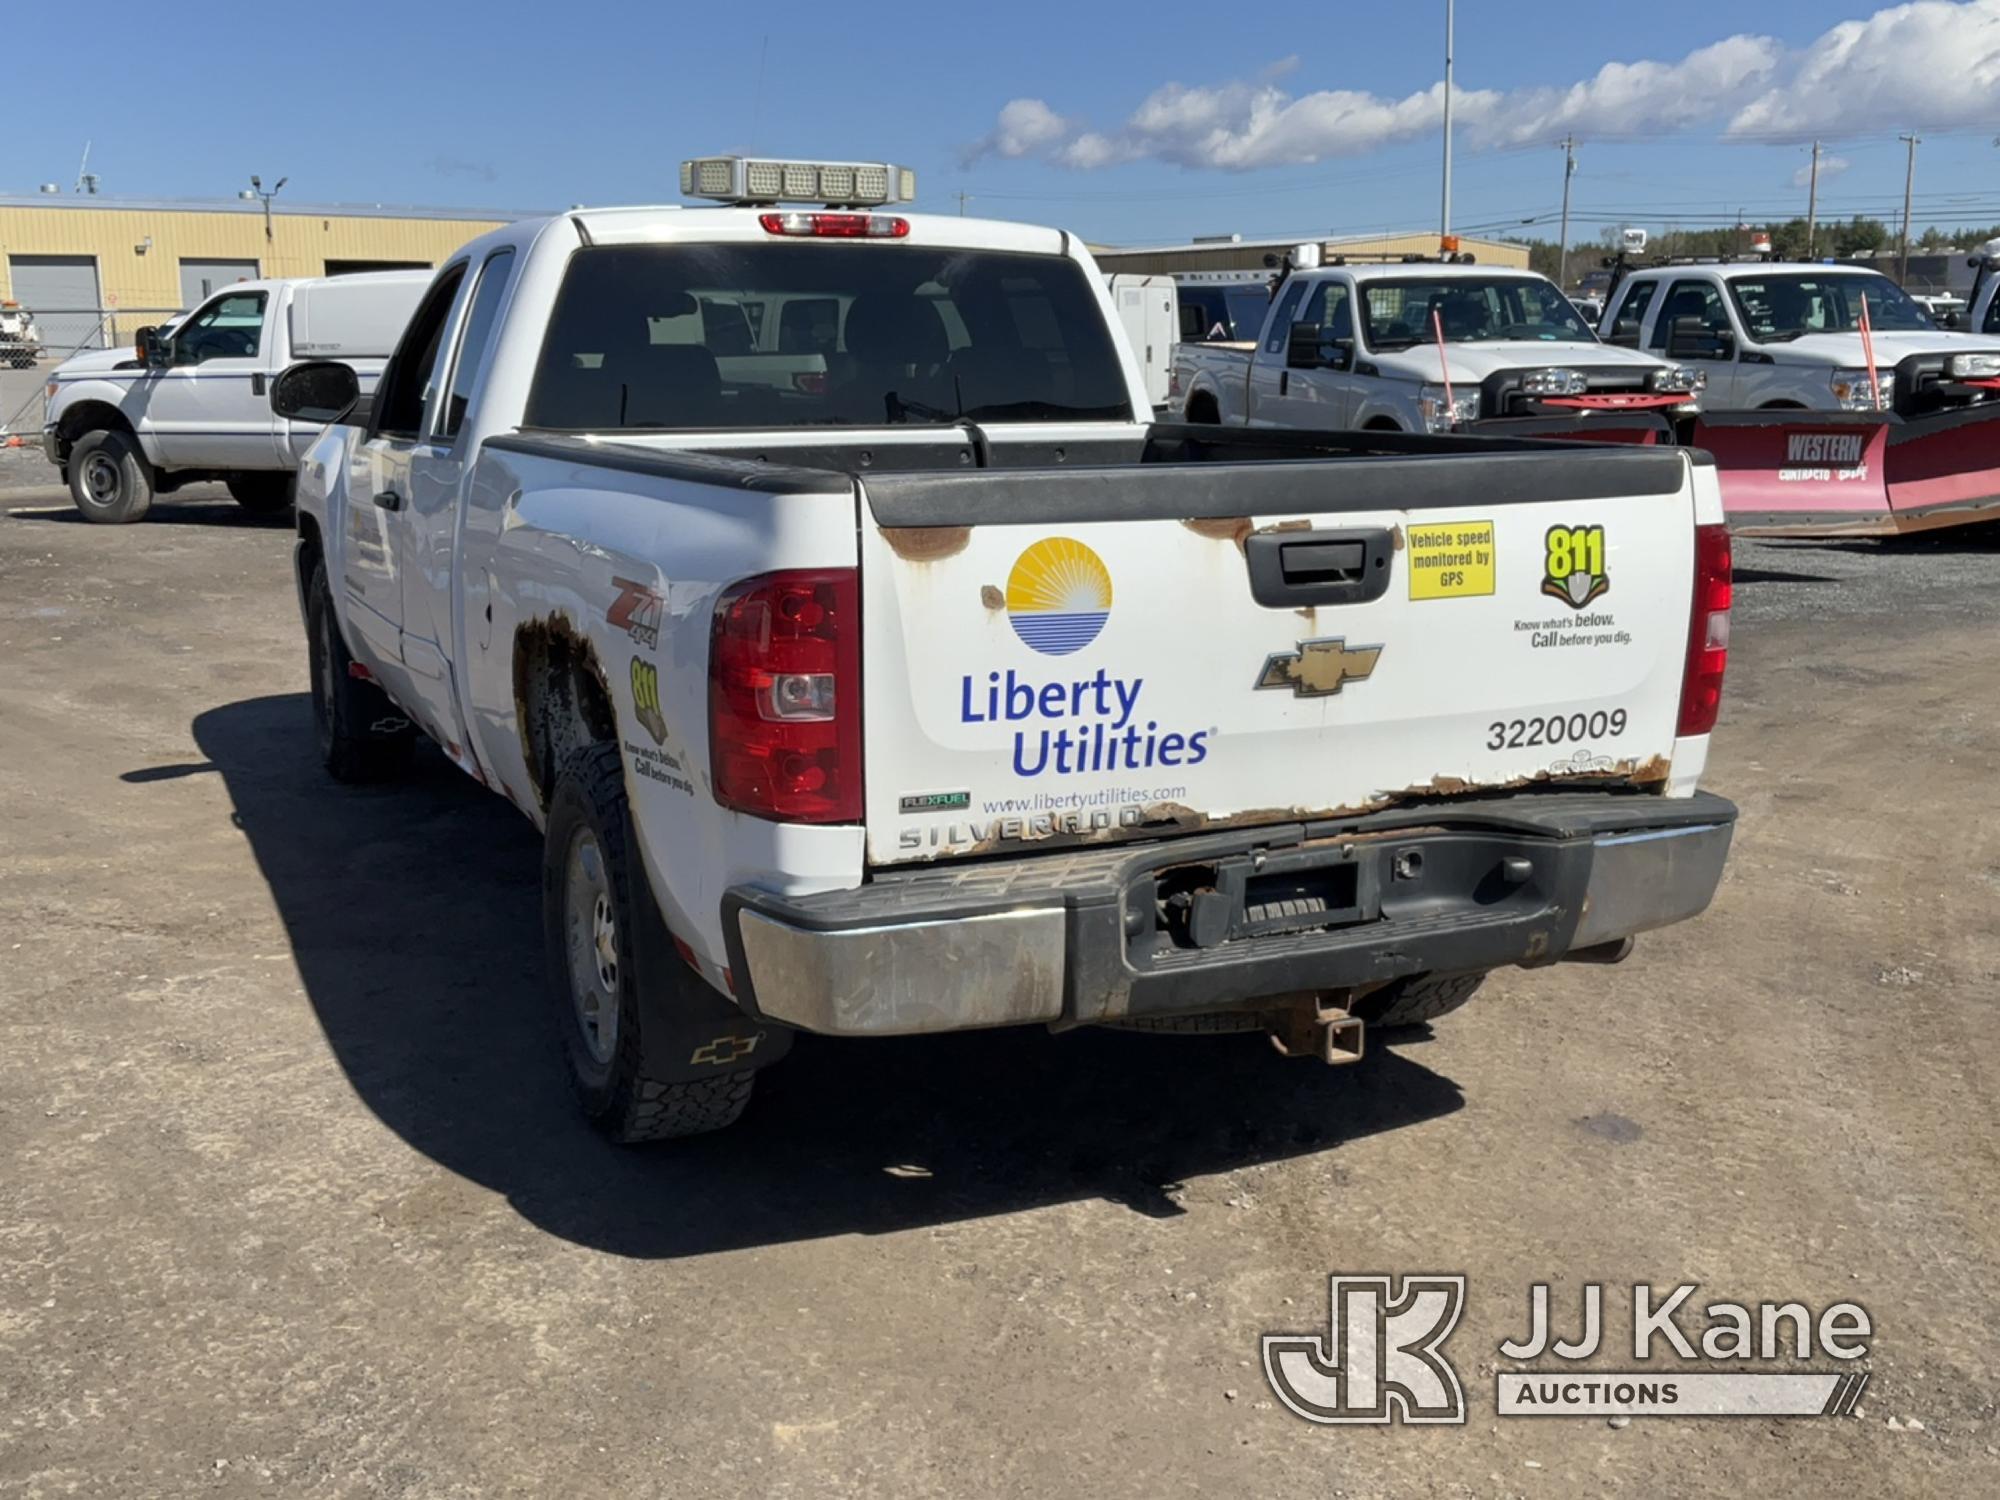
0,195,522,351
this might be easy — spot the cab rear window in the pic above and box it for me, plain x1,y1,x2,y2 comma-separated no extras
525,243,1134,429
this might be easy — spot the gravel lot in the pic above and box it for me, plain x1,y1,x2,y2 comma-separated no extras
2,444,1996,1497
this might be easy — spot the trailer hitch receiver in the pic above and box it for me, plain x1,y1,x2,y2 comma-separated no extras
1268,994,1365,1066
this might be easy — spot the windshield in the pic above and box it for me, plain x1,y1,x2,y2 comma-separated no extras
525,243,1134,430
1359,277,1597,350
1727,274,1935,340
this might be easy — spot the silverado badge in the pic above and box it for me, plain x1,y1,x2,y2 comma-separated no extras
1255,638,1383,697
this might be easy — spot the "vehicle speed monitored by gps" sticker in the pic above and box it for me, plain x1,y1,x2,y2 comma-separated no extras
1407,519,1496,600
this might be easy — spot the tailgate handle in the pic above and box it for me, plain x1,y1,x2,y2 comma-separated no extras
1245,528,1393,607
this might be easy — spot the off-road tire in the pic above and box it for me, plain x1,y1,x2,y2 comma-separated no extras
305,555,415,782
67,428,154,524
543,742,756,1143
227,473,296,515
1352,971,1487,1028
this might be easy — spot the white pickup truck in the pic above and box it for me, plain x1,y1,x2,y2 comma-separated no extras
1173,255,1705,434
42,272,428,523
280,157,1737,1143
1600,259,2000,414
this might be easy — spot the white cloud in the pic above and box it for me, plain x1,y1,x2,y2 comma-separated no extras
962,99,1074,165
1793,153,1851,188
1727,0,2000,139
966,1,2000,170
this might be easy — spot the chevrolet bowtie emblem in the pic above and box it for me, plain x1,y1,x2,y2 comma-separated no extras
1255,637,1383,697
690,1032,762,1067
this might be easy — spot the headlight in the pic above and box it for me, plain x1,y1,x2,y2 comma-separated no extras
1829,369,1882,411
1650,365,1708,394
1945,352,2000,379
1418,384,1480,433
1521,367,1588,396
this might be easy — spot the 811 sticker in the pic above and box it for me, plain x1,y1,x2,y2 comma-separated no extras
1541,524,1609,611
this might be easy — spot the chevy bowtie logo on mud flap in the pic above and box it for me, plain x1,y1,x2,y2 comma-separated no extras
689,1032,762,1067
1255,638,1382,697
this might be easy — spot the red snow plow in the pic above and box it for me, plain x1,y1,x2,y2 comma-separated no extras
1689,407,2000,537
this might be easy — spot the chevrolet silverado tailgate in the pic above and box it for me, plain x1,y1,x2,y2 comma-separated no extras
858,447,1699,867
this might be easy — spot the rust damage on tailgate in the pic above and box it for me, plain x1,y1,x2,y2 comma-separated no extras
980,584,1006,610
879,525,971,562
1180,515,1254,550
914,758,1674,861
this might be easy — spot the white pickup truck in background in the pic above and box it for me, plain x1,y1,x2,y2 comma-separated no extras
1599,259,2000,414
280,157,1737,1144
1174,253,1706,435
42,271,428,523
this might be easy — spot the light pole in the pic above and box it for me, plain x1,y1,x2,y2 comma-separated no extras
1804,140,1821,258
1439,0,1454,242
249,174,288,248
1556,136,1576,288
1896,135,1920,285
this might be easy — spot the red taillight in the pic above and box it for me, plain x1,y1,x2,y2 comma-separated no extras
709,569,861,823
758,211,910,239
1677,524,1731,736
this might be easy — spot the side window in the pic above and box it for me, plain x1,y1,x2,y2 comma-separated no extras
374,264,468,440
1607,281,1656,346
176,292,266,365
436,250,516,441
1985,294,2000,336
1262,280,1310,354
1648,280,1730,352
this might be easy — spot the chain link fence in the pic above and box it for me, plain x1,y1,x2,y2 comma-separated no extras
0,306,184,445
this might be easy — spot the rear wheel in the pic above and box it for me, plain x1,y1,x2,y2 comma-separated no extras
305,555,415,782
1351,971,1487,1028
227,473,295,515
544,743,759,1142
67,429,154,524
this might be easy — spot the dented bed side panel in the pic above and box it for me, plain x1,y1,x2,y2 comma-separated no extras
454,442,865,977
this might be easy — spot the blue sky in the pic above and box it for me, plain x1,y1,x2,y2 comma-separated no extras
8,0,1999,247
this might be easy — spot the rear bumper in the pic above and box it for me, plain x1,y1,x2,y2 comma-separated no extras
723,791,1736,1037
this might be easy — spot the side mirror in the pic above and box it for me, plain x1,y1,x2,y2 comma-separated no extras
1286,322,1325,369
1667,316,1733,361
136,326,171,368
271,360,362,423
1944,310,1965,330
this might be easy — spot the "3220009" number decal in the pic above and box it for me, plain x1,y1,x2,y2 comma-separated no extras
1487,708,1628,750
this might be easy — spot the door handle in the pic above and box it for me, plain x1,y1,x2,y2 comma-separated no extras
373,490,402,511
1279,370,1290,396
1244,528,1394,607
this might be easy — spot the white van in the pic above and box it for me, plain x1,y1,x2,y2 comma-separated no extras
42,272,429,523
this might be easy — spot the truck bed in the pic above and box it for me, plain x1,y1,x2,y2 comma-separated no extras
488,423,1708,870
